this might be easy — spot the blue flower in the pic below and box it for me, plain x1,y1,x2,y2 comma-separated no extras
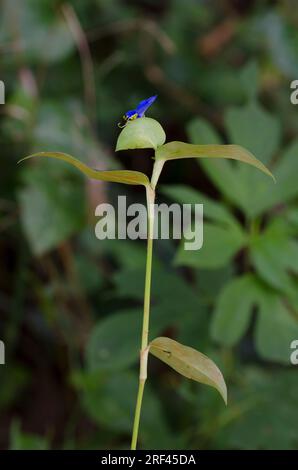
118,95,157,128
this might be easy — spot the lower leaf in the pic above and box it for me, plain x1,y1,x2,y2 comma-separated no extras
149,336,227,404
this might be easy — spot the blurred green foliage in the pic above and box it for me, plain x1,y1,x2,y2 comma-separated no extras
1,0,298,450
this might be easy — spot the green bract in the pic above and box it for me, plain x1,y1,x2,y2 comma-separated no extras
116,117,166,151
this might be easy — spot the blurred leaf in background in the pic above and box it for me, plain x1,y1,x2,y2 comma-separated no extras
165,75,298,364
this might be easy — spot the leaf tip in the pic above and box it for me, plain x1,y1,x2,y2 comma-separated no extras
17,152,51,165
263,166,276,183
213,367,228,405
222,383,228,406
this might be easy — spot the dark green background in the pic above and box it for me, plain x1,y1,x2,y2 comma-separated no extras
0,0,298,450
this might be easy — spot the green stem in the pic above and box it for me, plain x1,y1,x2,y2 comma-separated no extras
130,182,156,450
130,368,146,450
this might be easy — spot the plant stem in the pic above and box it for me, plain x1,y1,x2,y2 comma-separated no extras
151,159,165,190
130,375,145,450
131,183,155,450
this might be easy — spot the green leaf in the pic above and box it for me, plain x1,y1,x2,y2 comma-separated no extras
187,118,222,145
175,222,246,269
19,152,149,186
270,139,298,205
232,138,298,216
211,274,260,346
195,266,234,306
18,173,85,256
75,371,138,433
1,0,74,63
32,101,115,166
86,310,140,372
222,102,279,216
73,370,175,448
239,61,259,101
256,294,298,363
161,184,236,226
113,265,208,345
187,108,278,218
116,117,166,151
285,207,298,231
149,336,227,404
155,141,275,181
187,119,249,209
225,101,280,165
250,219,298,302
215,368,298,450
113,265,200,309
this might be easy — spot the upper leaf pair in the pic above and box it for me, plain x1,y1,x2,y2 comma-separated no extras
19,116,274,191
116,117,275,182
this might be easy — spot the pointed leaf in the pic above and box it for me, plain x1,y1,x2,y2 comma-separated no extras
18,152,149,186
270,139,298,205
256,294,298,364
187,118,253,212
211,274,260,346
239,61,259,101
222,102,280,216
250,219,298,303
175,221,246,269
116,117,166,151
161,184,237,226
149,336,227,404
225,102,281,165
155,141,275,181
